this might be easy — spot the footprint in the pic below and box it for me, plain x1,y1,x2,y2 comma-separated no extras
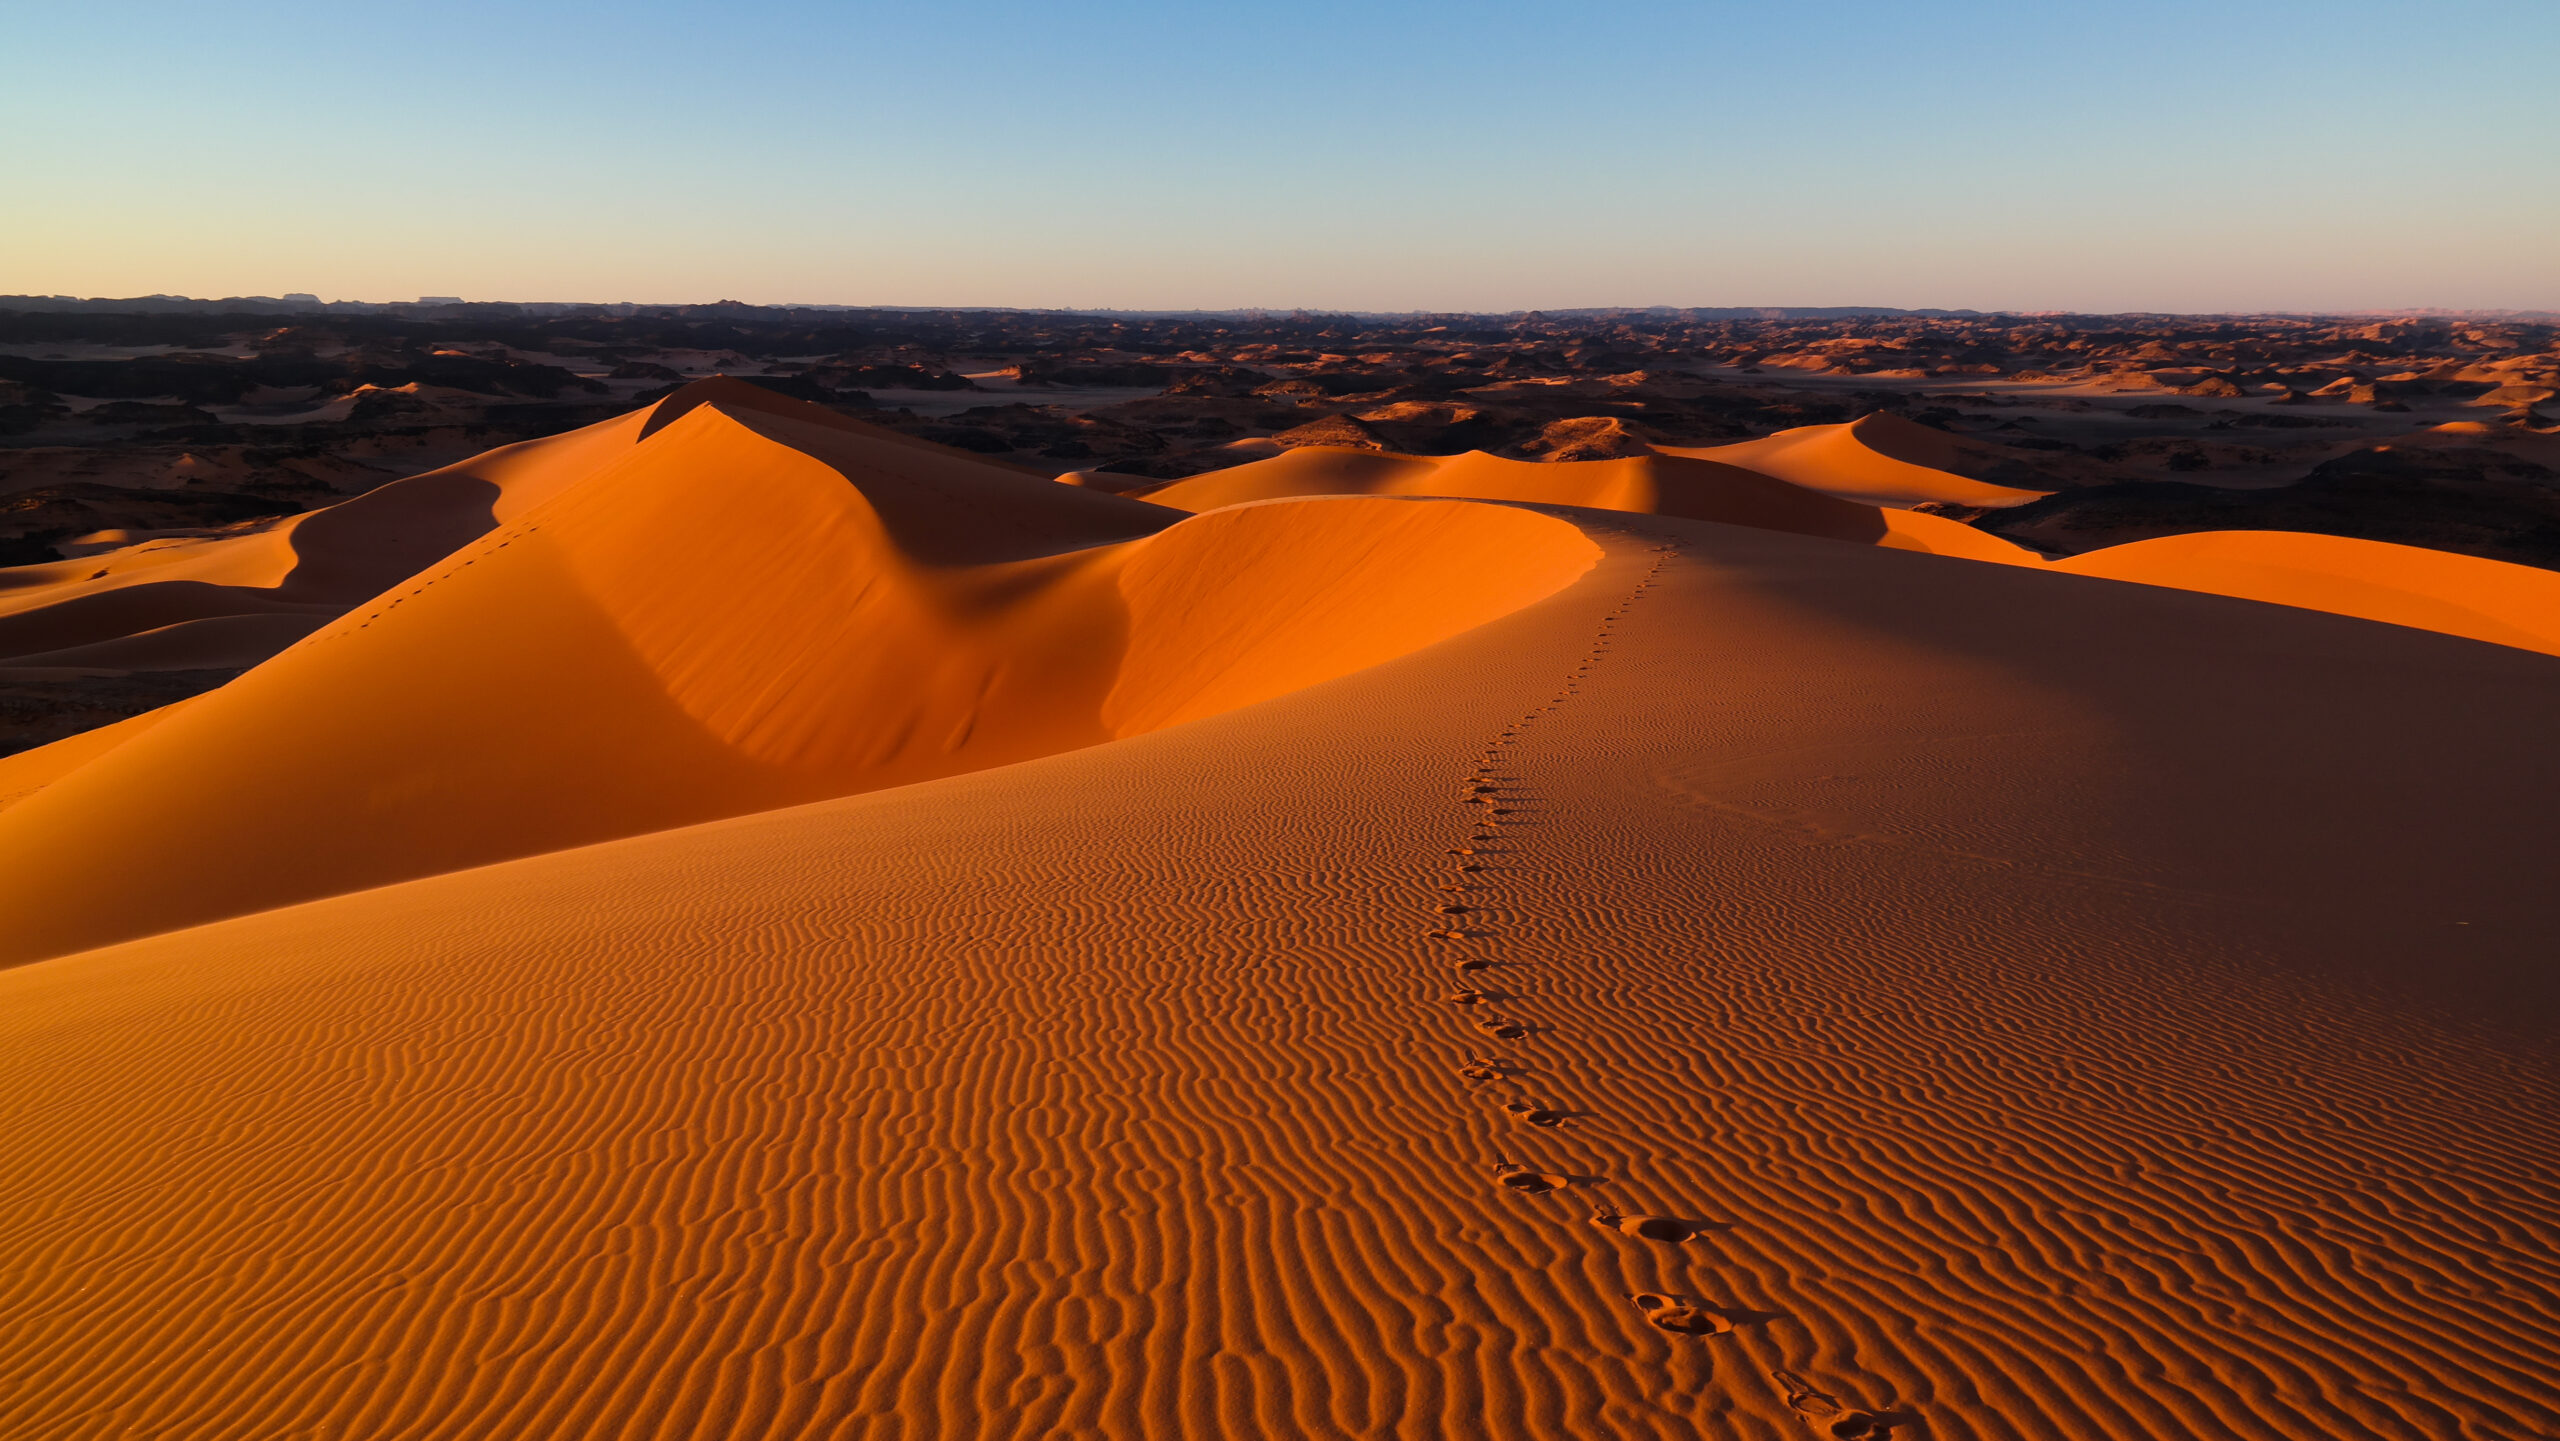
1447,989,1497,1005
1459,1056,1509,1081
1447,847,1478,856
1453,957,1494,972
1474,1016,1529,1039
1589,1207,1698,1242
1628,1292,1734,1337
1492,1158,1572,1196
1435,904,1472,915
1458,863,1484,873
1502,1100,1569,1127
1772,1370,1891,1438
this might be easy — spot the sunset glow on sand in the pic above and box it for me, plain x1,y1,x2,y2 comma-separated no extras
3,5,2556,1438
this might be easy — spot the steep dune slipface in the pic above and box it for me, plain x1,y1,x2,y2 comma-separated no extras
0,518,2552,1440
0,377,968,678
1103,496,1599,733
2055,529,2560,657
1665,412,2052,510
0,419,631,671
1143,445,2039,563
0,405,1596,966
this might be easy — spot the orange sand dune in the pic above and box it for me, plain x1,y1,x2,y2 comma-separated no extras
1150,439,2560,661
1142,444,2038,564
0,376,1038,678
0,430,591,667
0,703,188,812
1,513,2553,1439
2057,529,2560,657
1662,412,2052,509
0,401,1594,965
0,611,326,676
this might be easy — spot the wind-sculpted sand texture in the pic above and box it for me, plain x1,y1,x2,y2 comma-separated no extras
3,508,2556,1439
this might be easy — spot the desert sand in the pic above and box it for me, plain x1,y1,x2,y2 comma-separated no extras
2,378,2556,1440
1140,444,2041,564
1658,412,2053,510
2053,529,2560,656
13,305,2557,761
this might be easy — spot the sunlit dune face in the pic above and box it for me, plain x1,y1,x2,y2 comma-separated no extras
0,387,1596,965
0,373,2557,1441
5,384,2556,971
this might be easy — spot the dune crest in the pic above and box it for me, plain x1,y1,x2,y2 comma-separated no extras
0,375,1043,683
2058,528,2560,656
1663,412,2053,509
0,400,1595,966
1150,435,2560,659
1140,444,2039,564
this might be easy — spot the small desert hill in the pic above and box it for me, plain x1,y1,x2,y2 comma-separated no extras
1662,412,2054,509
0,395,1596,965
1140,444,2040,565
2056,529,2560,656
0,512,2553,1439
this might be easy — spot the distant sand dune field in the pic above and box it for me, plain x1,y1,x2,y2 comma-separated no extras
2,381,2554,1440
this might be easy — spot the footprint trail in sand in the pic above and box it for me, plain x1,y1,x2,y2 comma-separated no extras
1430,540,1905,1433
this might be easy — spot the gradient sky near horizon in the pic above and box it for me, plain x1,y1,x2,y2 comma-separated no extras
6,2,2555,313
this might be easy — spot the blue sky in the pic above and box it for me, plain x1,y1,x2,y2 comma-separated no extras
4,2,2553,311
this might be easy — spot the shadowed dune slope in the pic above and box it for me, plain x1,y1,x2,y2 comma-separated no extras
1144,441,2560,661
2057,529,2560,658
0,516,2552,1440
0,377,1049,677
1664,412,2052,509
1141,444,2037,563
0,612,328,676
0,403,1595,966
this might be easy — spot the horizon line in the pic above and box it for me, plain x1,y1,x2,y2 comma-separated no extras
6,294,2558,323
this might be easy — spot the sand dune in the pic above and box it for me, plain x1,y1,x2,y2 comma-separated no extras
0,703,188,812
2057,528,2560,657
0,397,1595,965
0,611,327,676
1661,412,2053,509
0,375,1036,680
1141,444,2039,564
1152,436,2560,659
3,379,2558,1439
1,510,2553,1439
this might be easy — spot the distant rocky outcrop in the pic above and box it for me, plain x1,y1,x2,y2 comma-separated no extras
1271,414,1391,451
1514,416,1658,461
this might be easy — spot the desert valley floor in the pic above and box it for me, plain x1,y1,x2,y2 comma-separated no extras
1,379,2555,1439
